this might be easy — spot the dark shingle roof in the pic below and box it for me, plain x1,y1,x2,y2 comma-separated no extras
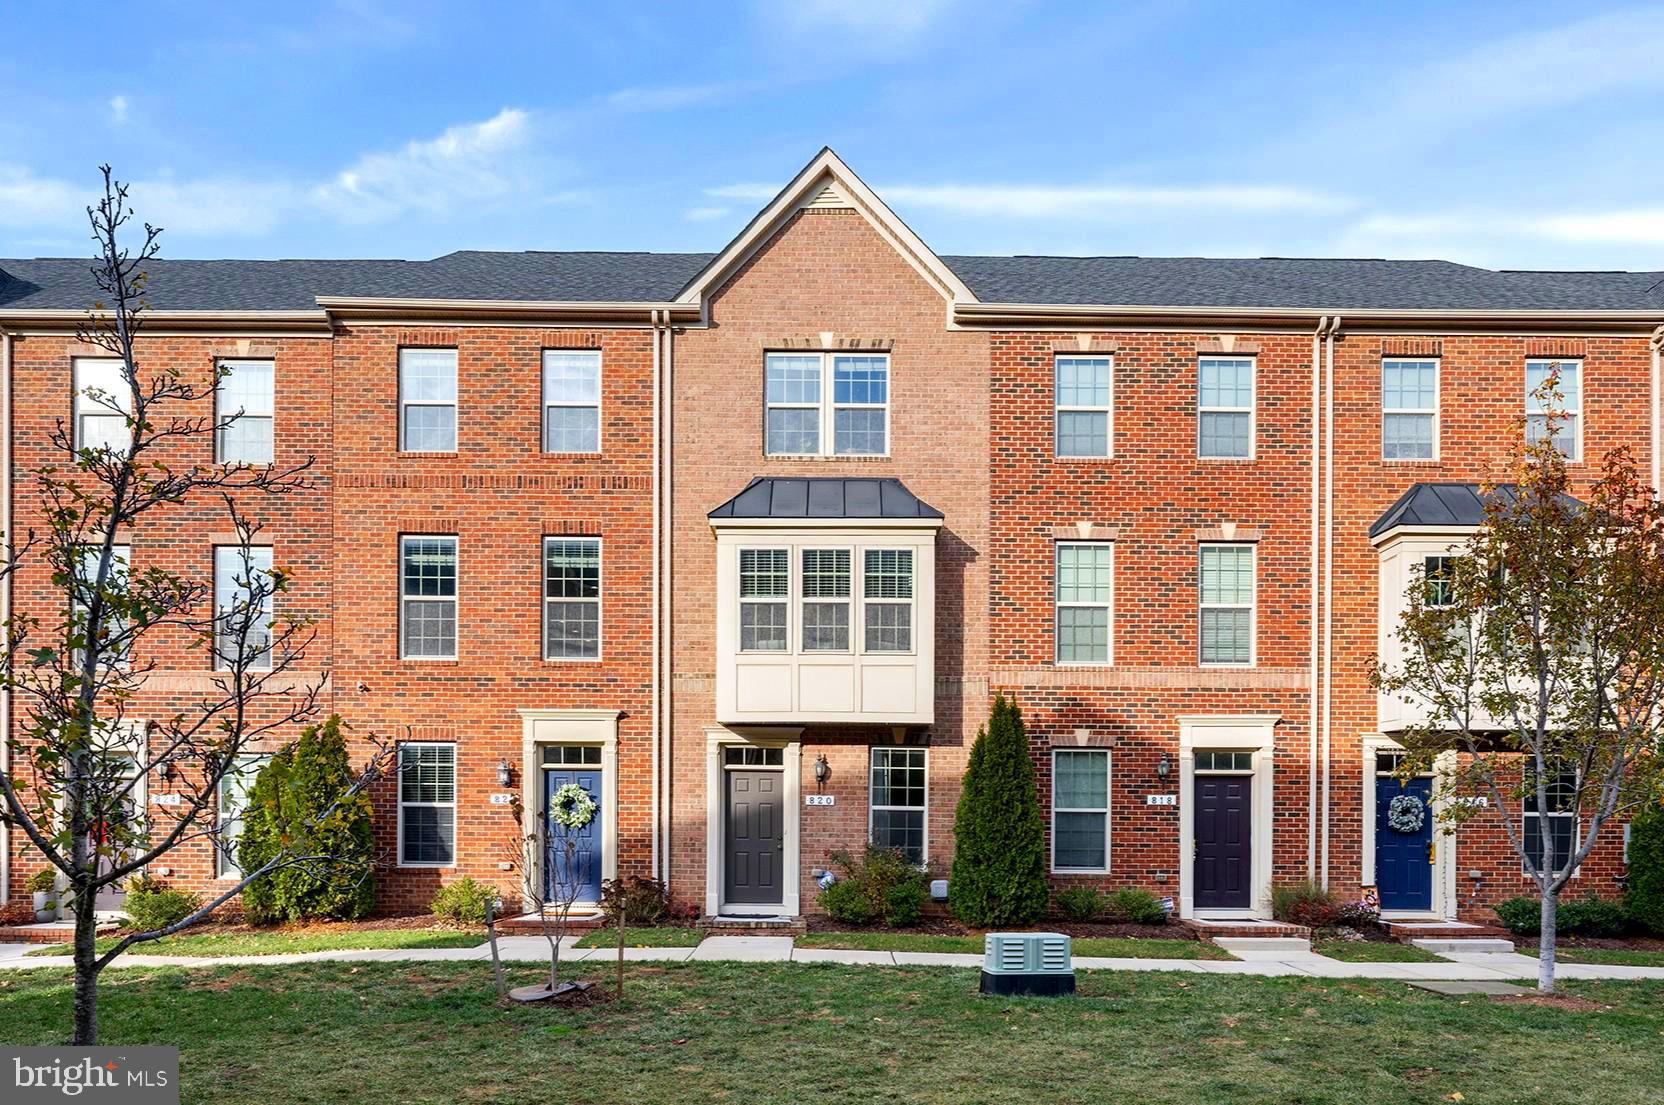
709,477,943,521
1370,482,1583,538
3,249,1662,314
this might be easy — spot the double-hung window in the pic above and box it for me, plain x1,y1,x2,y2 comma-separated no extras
1382,358,1437,460
739,549,790,651
863,549,913,652
1055,542,1114,664
1423,555,1457,609
216,752,270,877
763,352,889,456
1052,749,1110,872
543,350,601,453
543,537,601,659
1198,357,1254,459
870,747,926,863
400,536,457,659
399,743,456,866
800,548,852,651
216,359,275,465
399,348,457,452
1525,359,1582,460
72,544,131,666
214,546,274,671
1199,544,1254,665
1523,765,1579,878
1055,355,1113,457
73,358,131,453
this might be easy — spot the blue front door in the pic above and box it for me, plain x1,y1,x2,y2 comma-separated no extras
1376,775,1433,911
544,768,603,902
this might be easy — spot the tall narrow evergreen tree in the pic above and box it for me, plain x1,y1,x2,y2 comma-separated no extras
949,694,1049,927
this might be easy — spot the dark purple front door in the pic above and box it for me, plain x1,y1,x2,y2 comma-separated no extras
1194,776,1252,909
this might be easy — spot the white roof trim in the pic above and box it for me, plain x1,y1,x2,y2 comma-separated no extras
674,147,975,308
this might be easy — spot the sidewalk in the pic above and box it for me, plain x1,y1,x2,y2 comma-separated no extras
1,935,1660,981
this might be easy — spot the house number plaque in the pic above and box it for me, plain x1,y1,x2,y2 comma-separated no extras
805,794,835,807
1145,794,1177,806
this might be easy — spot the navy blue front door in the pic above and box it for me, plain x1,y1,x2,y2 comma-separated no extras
1376,775,1433,911
544,768,603,902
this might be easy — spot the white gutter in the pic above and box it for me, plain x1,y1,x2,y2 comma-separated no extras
660,323,676,887
0,326,11,905
1320,315,1341,887
649,310,665,883
1307,317,1327,879
1651,326,1664,495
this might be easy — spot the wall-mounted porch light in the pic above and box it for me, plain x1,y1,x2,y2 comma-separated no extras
496,759,513,788
813,754,830,791
1155,753,1172,781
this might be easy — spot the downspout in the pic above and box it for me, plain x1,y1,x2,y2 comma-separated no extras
0,326,11,906
660,323,676,887
1307,317,1327,880
1320,315,1341,888
649,310,665,884
1650,325,1663,496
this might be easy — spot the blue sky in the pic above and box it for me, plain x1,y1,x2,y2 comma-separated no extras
4,1,1664,271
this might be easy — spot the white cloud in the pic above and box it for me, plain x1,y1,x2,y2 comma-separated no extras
704,182,779,203
1344,207,1664,261
605,83,735,112
108,95,129,126
0,166,84,228
883,181,1354,218
769,0,958,38
684,206,733,222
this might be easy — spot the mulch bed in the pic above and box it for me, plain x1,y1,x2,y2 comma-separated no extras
1542,934,1664,952
117,913,474,939
801,915,1199,941
1492,993,1610,1012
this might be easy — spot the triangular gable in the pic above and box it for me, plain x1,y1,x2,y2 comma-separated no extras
674,147,976,310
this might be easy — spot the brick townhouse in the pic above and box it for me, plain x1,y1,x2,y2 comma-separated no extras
0,149,1656,927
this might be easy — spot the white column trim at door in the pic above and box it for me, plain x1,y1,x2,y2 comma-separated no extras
704,726,802,918
517,708,621,906
1177,715,1278,921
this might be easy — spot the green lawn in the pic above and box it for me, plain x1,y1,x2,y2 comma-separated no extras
24,927,483,958
574,927,704,949
1312,939,1444,963
1523,946,1664,968
794,931,1230,960
0,963,1659,1103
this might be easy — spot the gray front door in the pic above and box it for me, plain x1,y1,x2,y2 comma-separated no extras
725,770,783,905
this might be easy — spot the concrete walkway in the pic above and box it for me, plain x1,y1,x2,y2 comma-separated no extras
0,935,1659,981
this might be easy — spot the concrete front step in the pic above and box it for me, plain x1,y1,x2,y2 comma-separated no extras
1384,920,1511,943
1411,937,1517,954
1178,918,1311,940
0,921,119,944
697,915,807,936
1213,936,1313,955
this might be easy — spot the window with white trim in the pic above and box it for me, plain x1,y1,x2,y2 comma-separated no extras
863,549,913,652
71,544,131,665
214,546,274,671
73,358,131,453
543,537,600,659
739,548,790,652
800,548,851,651
216,753,270,877
1526,359,1582,460
399,743,456,866
1382,358,1437,460
216,359,274,465
1199,544,1254,665
764,352,888,456
542,350,601,453
1055,542,1113,664
1523,765,1579,878
400,536,457,659
1198,356,1254,459
1052,749,1109,871
870,747,926,863
399,348,457,452
1055,355,1112,457
1422,555,1457,609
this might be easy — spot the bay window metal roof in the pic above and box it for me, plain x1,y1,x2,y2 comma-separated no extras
708,477,943,521
1370,481,1581,538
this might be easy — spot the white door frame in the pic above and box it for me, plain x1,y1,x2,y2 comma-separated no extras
1361,734,1456,920
1178,715,1278,920
517,709,621,908
704,725,802,918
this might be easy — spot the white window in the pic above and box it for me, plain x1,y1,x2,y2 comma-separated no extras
739,548,790,652
543,350,601,453
863,549,914,652
216,753,270,877
1198,357,1254,459
214,546,274,671
216,359,274,465
71,544,131,665
1382,358,1437,460
800,548,852,651
764,352,889,457
398,743,456,866
1523,766,1579,878
399,348,457,452
870,747,927,863
400,536,457,659
1055,355,1113,458
1526,359,1582,461
73,358,131,453
1052,749,1110,872
1199,544,1254,665
543,537,600,660
1422,555,1457,609
1055,542,1114,665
